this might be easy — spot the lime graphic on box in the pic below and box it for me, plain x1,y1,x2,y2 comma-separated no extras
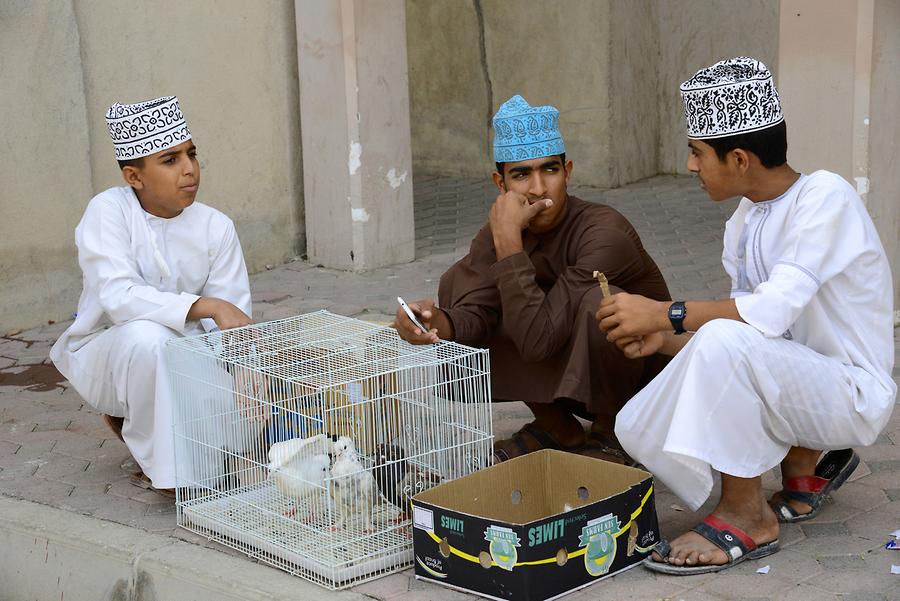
579,513,621,577
484,525,521,571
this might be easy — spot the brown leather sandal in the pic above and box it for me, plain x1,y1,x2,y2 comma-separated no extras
129,471,176,500
579,425,638,467
492,422,583,464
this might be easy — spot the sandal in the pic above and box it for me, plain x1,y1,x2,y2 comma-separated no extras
769,449,859,523
129,471,176,500
492,422,581,464
645,514,780,575
578,428,638,467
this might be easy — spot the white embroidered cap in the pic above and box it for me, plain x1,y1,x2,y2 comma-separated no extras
105,96,192,160
680,57,784,139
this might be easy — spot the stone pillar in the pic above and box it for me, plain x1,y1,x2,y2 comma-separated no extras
779,0,899,311
295,0,415,271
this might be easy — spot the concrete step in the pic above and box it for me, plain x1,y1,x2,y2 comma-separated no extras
0,496,367,601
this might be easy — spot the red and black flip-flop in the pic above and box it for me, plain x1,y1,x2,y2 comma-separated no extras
770,449,859,523
645,514,780,575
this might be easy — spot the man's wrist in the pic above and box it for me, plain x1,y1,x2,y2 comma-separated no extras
659,300,676,331
493,228,524,260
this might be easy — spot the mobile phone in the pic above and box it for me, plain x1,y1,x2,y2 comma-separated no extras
397,296,428,332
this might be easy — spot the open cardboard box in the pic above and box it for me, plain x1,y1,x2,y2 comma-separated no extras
411,449,659,601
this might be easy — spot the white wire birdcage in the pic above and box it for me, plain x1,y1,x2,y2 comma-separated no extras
165,310,493,589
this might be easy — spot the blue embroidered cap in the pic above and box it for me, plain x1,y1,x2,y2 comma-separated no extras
492,95,565,163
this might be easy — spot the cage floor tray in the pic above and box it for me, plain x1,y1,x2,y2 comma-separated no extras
181,482,413,587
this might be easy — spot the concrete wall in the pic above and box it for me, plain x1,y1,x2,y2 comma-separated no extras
0,1,94,332
610,0,659,185
777,0,858,181
867,0,900,308
0,0,304,333
407,1,488,178
779,0,899,308
407,0,617,185
297,0,415,271
655,0,781,175
407,0,781,184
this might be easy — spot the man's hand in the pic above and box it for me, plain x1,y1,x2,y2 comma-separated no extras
189,297,253,330
595,292,669,342
394,298,440,344
614,333,666,359
211,300,253,330
489,191,553,260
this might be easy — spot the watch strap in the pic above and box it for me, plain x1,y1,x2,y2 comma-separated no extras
668,301,687,335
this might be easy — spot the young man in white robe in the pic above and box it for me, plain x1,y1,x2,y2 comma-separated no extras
50,96,253,496
596,57,895,574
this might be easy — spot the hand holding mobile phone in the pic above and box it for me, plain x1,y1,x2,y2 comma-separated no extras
397,296,428,332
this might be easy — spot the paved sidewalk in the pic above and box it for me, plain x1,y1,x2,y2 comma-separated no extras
1,175,898,601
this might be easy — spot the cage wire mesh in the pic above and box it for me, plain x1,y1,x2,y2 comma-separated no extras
166,310,493,588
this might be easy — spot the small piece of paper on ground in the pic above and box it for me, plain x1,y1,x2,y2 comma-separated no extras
891,564,900,575
756,565,770,574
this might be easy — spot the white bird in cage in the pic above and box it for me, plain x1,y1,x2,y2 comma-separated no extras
267,433,333,520
330,435,377,532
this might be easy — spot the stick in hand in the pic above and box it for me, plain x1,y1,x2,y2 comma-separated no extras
593,271,611,299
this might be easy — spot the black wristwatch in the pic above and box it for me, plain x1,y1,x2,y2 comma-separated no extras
668,301,687,335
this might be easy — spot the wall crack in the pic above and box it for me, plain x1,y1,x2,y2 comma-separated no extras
473,0,493,158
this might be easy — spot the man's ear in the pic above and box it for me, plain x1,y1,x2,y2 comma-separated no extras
731,148,751,175
564,159,573,184
491,170,506,192
121,165,143,189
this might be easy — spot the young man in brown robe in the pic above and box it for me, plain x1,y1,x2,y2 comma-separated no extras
395,95,670,462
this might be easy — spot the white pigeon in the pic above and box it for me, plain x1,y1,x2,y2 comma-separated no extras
267,433,332,520
330,435,377,532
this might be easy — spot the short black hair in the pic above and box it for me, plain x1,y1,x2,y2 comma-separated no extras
117,157,145,170
704,121,787,168
495,153,566,176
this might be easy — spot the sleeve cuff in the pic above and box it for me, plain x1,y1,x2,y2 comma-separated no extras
489,251,530,277
170,292,201,334
735,263,819,337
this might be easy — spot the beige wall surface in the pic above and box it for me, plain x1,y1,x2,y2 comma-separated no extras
407,0,489,178
480,0,614,186
609,0,659,186
407,0,615,185
0,1,304,332
779,0,899,307
297,0,415,270
74,0,304,272
868,0,899,308
656,0,781,175
777,0,857,180
408,0,781,185
0,1,93,331
407,0,617,187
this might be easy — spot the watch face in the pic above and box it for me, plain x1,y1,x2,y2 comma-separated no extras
670,307,684,318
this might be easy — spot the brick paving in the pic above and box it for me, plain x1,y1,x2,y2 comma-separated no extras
1,174,898,600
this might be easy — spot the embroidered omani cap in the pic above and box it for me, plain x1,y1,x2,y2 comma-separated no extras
680,57,784,139
105,96,192,160
492,95,565,162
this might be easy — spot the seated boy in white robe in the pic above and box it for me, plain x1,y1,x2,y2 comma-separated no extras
596,57,895,574
50,96,253,496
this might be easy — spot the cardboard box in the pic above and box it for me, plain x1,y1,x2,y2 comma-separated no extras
411,450,659,601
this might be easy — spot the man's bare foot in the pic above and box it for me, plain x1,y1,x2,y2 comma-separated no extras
652,482,779,568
